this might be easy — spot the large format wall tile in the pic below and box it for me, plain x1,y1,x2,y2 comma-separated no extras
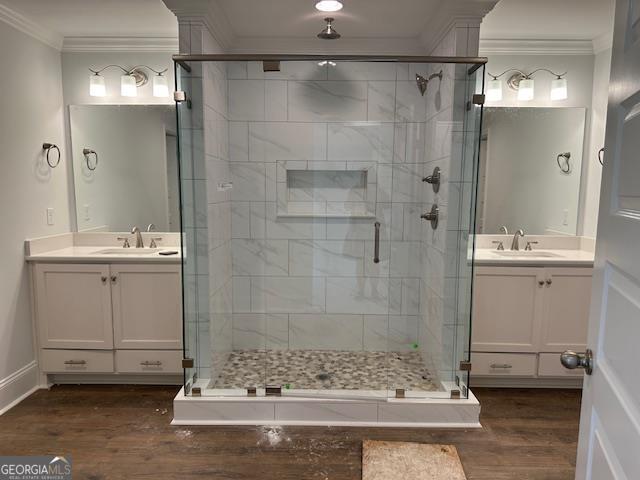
289,314,364,350
288,81,367,121
249,122,327,162
251,277,326,313
289,240,364,276
326,277,389,315
231,239,289,276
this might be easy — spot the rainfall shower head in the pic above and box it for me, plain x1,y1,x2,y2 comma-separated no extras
317,17,341,40
415,70,443,96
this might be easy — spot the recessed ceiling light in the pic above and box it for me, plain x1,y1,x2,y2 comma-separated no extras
315,0,343,12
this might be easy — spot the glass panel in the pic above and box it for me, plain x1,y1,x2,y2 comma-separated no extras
176,58,484,399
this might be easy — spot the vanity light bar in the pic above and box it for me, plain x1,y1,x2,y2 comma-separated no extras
486,68,568,102
88,65,169,98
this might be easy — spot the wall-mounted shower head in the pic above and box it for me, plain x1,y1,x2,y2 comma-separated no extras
416,74,428,96
317,17,341,40
415,70,444,96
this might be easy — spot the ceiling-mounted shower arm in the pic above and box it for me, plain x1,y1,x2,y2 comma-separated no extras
415,70,443,96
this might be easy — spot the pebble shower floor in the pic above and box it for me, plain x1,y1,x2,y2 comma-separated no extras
210,350,440,391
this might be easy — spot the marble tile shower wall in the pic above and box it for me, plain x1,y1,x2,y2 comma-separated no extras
226,61,437,354
418,25,481,385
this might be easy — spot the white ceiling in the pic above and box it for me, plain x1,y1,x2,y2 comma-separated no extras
0,0,177,38
480,0,614,40
217,0,441,38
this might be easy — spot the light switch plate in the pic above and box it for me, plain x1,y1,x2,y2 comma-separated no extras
83,204,90,221
46,208,54,225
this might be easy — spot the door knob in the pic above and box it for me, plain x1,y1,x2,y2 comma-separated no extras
560,349,593,375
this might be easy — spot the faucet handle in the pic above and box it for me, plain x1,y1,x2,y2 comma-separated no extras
492,240,504,251
149,237,163,248
117,236,131,248
525,241,539,251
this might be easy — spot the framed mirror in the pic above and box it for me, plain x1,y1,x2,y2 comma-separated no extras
476,107,586,235
69,105,178,232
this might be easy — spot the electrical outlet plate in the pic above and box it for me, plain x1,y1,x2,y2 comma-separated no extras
46,208,54,225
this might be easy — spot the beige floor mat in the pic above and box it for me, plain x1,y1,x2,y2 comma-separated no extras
362,440,467,480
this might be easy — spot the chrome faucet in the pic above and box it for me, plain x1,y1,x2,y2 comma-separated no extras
510,229,525,251
499,225,509,235
131,226,144,248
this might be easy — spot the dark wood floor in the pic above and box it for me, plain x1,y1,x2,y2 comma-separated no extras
0,385,581,479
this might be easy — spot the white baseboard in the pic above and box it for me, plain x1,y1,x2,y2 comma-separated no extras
0,361,41,416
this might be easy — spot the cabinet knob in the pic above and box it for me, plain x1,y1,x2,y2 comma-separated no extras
538,280,545,286
101,276,107,284
111,275,117,283
546,279,552,285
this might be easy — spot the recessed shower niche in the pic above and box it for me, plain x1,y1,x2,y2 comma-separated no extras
276,161,376,218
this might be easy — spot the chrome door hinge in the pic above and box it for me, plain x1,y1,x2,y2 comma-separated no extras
395,388,405,399
174,90,187,102
459,361,472,371
472,94,485,105
182,358,194,368
247,387,257,397
450,389,461,399
191,387,202,397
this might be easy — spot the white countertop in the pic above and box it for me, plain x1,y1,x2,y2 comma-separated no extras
474,248,594,267
26,245,182,263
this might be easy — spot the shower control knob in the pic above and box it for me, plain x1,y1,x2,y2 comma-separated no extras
422,166,441,193
420,205,439,230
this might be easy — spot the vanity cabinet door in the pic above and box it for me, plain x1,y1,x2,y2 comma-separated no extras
472,266,544,353
111,264,182,349
34,263,114,349
539,267,592,352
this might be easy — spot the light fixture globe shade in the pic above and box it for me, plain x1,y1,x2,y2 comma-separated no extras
121,74,137,97
486,78,502,102
315,0,343,12
550,77,568,101
517,78,534,101
89,74,106,97
153,74,169,98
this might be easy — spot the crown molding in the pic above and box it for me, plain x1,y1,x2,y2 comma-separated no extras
163,0,234,51
479,39,595,56
420,0,498,53
592,31,613,54
62,36,179,52
0,3,63,50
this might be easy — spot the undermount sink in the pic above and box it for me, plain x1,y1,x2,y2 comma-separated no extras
95,248,163,255
493,250,562,258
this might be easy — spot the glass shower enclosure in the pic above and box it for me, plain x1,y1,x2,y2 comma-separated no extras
175,55,484,401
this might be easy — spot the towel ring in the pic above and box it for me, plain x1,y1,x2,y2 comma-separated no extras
42,143,60,168
556,152,571,174
598,147,604,166
83,148,98,171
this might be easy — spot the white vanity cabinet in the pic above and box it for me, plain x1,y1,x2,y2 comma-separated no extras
34,263,114,349
33,262,182,378
471,265,592,385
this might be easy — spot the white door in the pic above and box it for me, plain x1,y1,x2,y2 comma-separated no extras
34,263,113,349
110,264,182,349
574,0,640,477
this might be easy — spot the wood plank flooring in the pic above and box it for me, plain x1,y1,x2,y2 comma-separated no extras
0,386,581,479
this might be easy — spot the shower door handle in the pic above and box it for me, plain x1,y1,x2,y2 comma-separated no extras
373,222,380,264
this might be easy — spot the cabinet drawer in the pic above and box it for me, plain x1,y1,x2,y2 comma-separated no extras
41,349,114,373
115,350,182,374
471,353,537,377
538,353,584,377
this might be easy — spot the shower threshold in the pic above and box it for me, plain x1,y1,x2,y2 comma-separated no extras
172,385,480,427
